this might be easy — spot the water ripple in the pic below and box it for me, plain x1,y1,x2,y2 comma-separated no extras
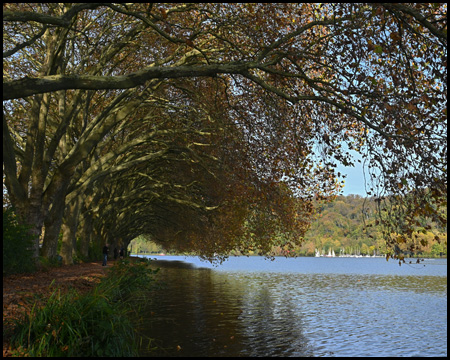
139,258,447,357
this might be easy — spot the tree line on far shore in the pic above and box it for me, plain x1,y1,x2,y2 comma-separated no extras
129,194,447,259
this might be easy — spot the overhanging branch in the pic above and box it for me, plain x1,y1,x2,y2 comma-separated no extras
3,63,254,100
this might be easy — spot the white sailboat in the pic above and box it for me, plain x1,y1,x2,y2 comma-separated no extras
325,249,335,257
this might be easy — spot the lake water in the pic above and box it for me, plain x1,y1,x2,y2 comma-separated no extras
136,256,447,357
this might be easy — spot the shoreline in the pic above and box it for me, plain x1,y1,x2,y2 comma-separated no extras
3,260,117,357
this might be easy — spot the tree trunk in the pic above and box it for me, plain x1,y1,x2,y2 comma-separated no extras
42,202,65,260
60,222,75,265
41,178,71,260
23,205,45,262
78,211,93,259
60,197,81,265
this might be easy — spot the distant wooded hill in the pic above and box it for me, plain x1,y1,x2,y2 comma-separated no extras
299,194,447,258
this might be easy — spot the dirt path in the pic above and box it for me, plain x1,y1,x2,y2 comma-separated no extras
3,260,113,356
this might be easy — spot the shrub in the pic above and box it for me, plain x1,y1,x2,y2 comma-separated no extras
3,208,36,275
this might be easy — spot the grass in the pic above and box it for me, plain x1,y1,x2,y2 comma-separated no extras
10,258,159,357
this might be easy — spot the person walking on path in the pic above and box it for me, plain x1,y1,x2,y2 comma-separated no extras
102,244,109,266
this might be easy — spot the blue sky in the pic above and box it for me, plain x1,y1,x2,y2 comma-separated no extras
336,161,367,196
335,148,369,197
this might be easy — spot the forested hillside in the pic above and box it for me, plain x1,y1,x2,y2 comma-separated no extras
299,195,447,258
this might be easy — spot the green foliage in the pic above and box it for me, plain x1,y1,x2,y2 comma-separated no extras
129,235,166,255
11,289,135,357
97,258,159,302
10,259,159,357
431,242,446,257
87,240,103,262
38,255,62,272
3,208,36,275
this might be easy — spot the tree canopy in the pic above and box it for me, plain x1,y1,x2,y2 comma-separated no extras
3,3,447,264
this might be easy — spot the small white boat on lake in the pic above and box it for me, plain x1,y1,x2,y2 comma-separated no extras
324,249,335,257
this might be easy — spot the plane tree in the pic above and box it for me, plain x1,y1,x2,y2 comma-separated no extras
65,77,316,263
3,3,447,262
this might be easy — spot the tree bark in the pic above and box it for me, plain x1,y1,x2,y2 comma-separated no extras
42,182,69,260
60,197,81,265
23,205,45,262
77,212,93,260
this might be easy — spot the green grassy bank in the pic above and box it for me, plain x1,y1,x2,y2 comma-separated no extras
9,258,158,357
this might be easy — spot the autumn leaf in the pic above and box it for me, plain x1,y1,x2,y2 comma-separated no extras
389,32,401,42
374,45,383,54
386,138,393,149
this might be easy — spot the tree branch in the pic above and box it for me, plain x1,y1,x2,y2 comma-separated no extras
3,63,255,100
382,3,447,43
3,26,48,58
3,4,106,27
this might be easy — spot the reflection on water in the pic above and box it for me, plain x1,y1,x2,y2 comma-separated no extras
138,258,447,357
141,268,310,357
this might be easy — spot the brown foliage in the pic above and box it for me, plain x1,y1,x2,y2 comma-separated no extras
3,3,446,261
